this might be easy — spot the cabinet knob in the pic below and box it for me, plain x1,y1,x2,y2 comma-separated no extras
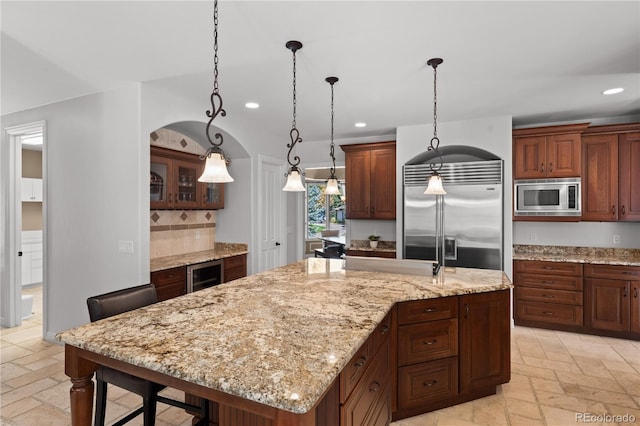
634,287,638,298
423,380,438,387
543,311,554,316
369,381,380,392
464,304,470,318
380,325,389,334
424,339,438,345
549,162,553,172
623,287,628,298
540,163,544,173
354,356,367,367
542,280,554,284
612,205,616,215
424,308,437,313
622,205,626,215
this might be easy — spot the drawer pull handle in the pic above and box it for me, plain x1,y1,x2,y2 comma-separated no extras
380,325,390,334
622,271,638,275
168,274,175,278
623,288,628,298
354,356,367,367
423,380,438,387
424,308,437,313
612,205,616,215
369,381,380,392
542,280,554,284
622,205,626,215
424,339,438,345
635,287,638,298
543,266,553,270
542,294,554,298
543,311,554,316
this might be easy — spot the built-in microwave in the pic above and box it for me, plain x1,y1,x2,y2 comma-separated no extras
514,177,581,217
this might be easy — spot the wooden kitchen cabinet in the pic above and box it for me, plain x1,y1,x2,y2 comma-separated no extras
459,289,510,394
341,141,396,220
585,264,640,337
345,249,396,259
513,260,584,330
581,124,640,222
151,146,224,210
151,266,186,302
513,123,588,179
223,254,247,282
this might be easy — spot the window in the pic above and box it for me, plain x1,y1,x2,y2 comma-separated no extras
306,181,346,238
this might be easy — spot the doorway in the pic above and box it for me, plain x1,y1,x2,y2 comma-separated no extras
1,121,46,330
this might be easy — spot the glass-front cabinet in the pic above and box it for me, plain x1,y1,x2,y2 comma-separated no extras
150,146,225,210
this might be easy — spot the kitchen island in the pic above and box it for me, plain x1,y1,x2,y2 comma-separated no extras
58,258,512,425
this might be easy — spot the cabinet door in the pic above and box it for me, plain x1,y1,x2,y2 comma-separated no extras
619,132,640,221
345,149,371,219
513,136,546,179
585,278,630,332
546,133,581,177
172,159,200,209
370,146,396,219
459,290,510,394
150,155,172,209
581,134,618,221
200,182,225,209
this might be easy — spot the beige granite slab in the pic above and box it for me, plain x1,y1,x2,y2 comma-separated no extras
513,245,640,266
150,242,248,272
57,259,511,414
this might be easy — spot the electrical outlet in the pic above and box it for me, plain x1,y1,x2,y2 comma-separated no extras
195,230,201,240
613,234,621,244
530,232,537,241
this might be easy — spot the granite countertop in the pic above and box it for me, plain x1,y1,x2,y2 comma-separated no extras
347,239,397,253
57,259,511,415
513,245,640,267
150,242,248,272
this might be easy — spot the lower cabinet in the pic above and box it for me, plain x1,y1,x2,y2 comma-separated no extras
150,266,186,302
345,249,396,259
585,264,640,337
223,254,247,282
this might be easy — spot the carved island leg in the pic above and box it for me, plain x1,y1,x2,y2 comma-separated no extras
65,345,98,426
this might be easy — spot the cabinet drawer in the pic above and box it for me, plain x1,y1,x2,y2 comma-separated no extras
398,297,458,325
397,357,458,411
151,266,186,285
340,336,372,403
223,267,246,282
515,287,582,306
514,260,583,277
584,264,640,281
372,311,392,356
398,319,458,366
153,281,186,301
341,340,390,426
223,254,246,270
515,273,583,291
515,300,583,326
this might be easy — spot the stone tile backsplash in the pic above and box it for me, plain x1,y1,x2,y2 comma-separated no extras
150,210,216,258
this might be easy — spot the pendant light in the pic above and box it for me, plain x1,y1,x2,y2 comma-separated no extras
198,0,234,183
424,58,445,195
283,40,306,192
323,76,341,195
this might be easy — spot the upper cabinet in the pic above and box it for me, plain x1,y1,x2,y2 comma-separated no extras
150,146,224,210
21,178,43,202
581,124,640,222
341,141,396,220
513,123,588,179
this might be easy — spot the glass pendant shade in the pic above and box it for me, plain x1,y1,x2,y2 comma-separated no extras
323,178,341,195
198,152,234,183
424,173,446,195
283,169,305,192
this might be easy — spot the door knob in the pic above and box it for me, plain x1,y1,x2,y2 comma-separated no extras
275,242,281,246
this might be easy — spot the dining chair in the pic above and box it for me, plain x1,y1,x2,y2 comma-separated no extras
87,284,209,426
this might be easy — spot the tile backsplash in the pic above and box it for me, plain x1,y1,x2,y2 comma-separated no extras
150,210,216,258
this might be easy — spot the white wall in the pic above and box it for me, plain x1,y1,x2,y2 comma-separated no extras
396,115,514,278
2,84,144,339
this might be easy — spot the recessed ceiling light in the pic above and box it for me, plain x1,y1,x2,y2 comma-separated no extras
245,102,260,109
602,88,624,95
355,122,367,128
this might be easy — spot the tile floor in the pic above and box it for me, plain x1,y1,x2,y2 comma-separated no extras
2,286,639,426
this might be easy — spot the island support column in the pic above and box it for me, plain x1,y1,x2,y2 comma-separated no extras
65,345,98,426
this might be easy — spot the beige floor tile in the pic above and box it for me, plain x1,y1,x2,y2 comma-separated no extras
508,413,545,426
501,376,537,403
1,326,43,345
522,355,583,375
1,362,32,382
4,360,65,389
530,377,565,395
0,396,43,419
33,381,72,411
0,377,59,406
434,400,474,422
609,370,640,397
563,383,638,409
506,398,542,420
472,395,508,425
556,370,625,393
540,405,586,426
9,401,70,426
536,390,608,414
0,344,34,363
572,355,615,379
511,362,558,381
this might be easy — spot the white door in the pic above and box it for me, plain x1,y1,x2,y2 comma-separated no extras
259,155,286,272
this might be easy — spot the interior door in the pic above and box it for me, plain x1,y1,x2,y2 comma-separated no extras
259,156,286,272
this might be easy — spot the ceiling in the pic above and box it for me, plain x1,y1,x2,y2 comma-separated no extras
2,1,639,145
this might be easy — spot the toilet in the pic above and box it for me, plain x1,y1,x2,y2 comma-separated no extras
21,294,33,320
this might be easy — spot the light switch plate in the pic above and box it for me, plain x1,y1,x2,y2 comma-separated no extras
118,240,134,254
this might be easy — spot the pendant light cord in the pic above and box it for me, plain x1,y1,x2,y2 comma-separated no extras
329,78,336,178
285,41,303,170
427,58,443,173
202,0,226,157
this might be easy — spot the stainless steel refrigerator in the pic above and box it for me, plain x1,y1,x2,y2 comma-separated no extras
403,146,503,270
